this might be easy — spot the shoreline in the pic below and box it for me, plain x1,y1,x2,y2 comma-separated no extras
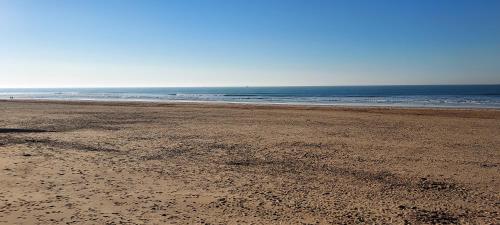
2,98,500,111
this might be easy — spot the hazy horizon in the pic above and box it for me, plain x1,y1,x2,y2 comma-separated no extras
1,84,500,89
1,0,500,87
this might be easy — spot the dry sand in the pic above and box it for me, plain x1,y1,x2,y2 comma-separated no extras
0,100,499,224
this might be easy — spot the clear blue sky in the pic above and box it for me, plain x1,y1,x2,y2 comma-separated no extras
1,0,499,87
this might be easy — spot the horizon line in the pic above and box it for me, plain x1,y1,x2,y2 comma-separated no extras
1,83,500,89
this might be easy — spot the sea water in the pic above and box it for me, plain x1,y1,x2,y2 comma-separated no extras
1,85,499,108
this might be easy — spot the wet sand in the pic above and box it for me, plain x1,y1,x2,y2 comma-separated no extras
0,100,499,224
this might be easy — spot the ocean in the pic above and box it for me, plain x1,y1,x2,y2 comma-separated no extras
1,85,500,108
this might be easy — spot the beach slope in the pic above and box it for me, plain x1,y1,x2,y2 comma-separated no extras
0,100,499,224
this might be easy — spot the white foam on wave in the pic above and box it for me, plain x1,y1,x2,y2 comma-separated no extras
1,88,500,108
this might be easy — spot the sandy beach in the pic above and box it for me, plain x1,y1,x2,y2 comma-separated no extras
0,100,498,224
